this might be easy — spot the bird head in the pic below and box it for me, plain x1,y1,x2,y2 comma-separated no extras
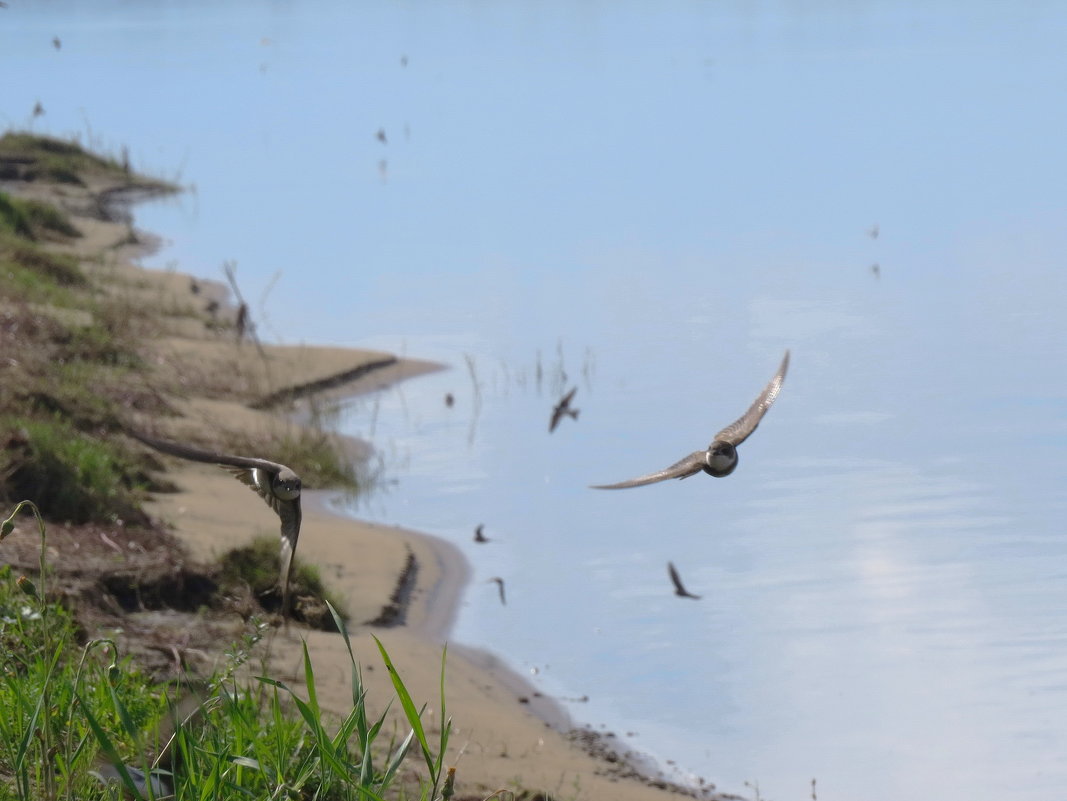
273,474,302,500
703,441,738,477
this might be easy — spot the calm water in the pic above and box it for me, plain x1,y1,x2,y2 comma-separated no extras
5,2,1067,799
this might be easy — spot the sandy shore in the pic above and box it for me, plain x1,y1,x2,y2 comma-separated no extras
4,150,726,800
143,406,719,801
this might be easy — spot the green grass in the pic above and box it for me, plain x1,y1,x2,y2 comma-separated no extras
0,191,81,241
0,417,147,525
0,239,86,291
0,501,457,801
19,199,81,239
0,132,128,187
0,256,79,307
0,193,87,306
218,535,348,628
0,194,33,239
57,320,143,369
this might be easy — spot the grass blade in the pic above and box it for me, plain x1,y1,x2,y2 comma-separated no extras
79,694,145,800
372,636,435,780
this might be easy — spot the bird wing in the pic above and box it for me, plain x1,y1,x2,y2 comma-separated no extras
668,561,685,593
713,350,790,446
277,497,302,612
590,451,706,490
668,561,701,599
549,387,578,432
130,431,289,474
224,466,278,510
549,406,564,433
131,431,293,513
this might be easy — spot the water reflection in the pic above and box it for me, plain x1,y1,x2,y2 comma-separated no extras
336,340,1067,799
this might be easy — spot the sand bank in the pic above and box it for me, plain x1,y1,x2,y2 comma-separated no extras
147,455,721,800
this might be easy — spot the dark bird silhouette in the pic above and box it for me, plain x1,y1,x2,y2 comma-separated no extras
868,223,879,239
474,524,489,543
93,685,208,798
549,386,579,433
489,577,506,605
870,263,880,279
52,36,61,50
591,350,789,489
376,128,387,145
129,431,301,617
444,392,455,408
668,561,701,599
32,101,44,118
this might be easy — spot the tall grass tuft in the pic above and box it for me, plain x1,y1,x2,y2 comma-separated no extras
218,534,348,627
0,416,145,524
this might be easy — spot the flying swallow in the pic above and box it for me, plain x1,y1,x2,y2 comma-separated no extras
130,431,302,617
489,577,506,605
549,386,579,433
474,524,489,543
668,561,701,600
591,350,789,489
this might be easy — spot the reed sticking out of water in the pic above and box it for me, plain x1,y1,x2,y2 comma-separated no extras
552,338,569,396
581,345,596,391
464,353,483,445
256,269,284,340
222,260,270,364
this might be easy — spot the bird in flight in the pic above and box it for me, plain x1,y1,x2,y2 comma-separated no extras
488,577,507,605
474,524,489,543
591,350,789,489
549,386,580,433
130,431,302,617
668,562,701,600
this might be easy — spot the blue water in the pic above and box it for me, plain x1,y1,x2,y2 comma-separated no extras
5,2,1067,799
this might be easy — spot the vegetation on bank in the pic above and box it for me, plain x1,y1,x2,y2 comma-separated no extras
0,132,477,799
0,131,139,187
0,129,360,539
0,502,456,801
